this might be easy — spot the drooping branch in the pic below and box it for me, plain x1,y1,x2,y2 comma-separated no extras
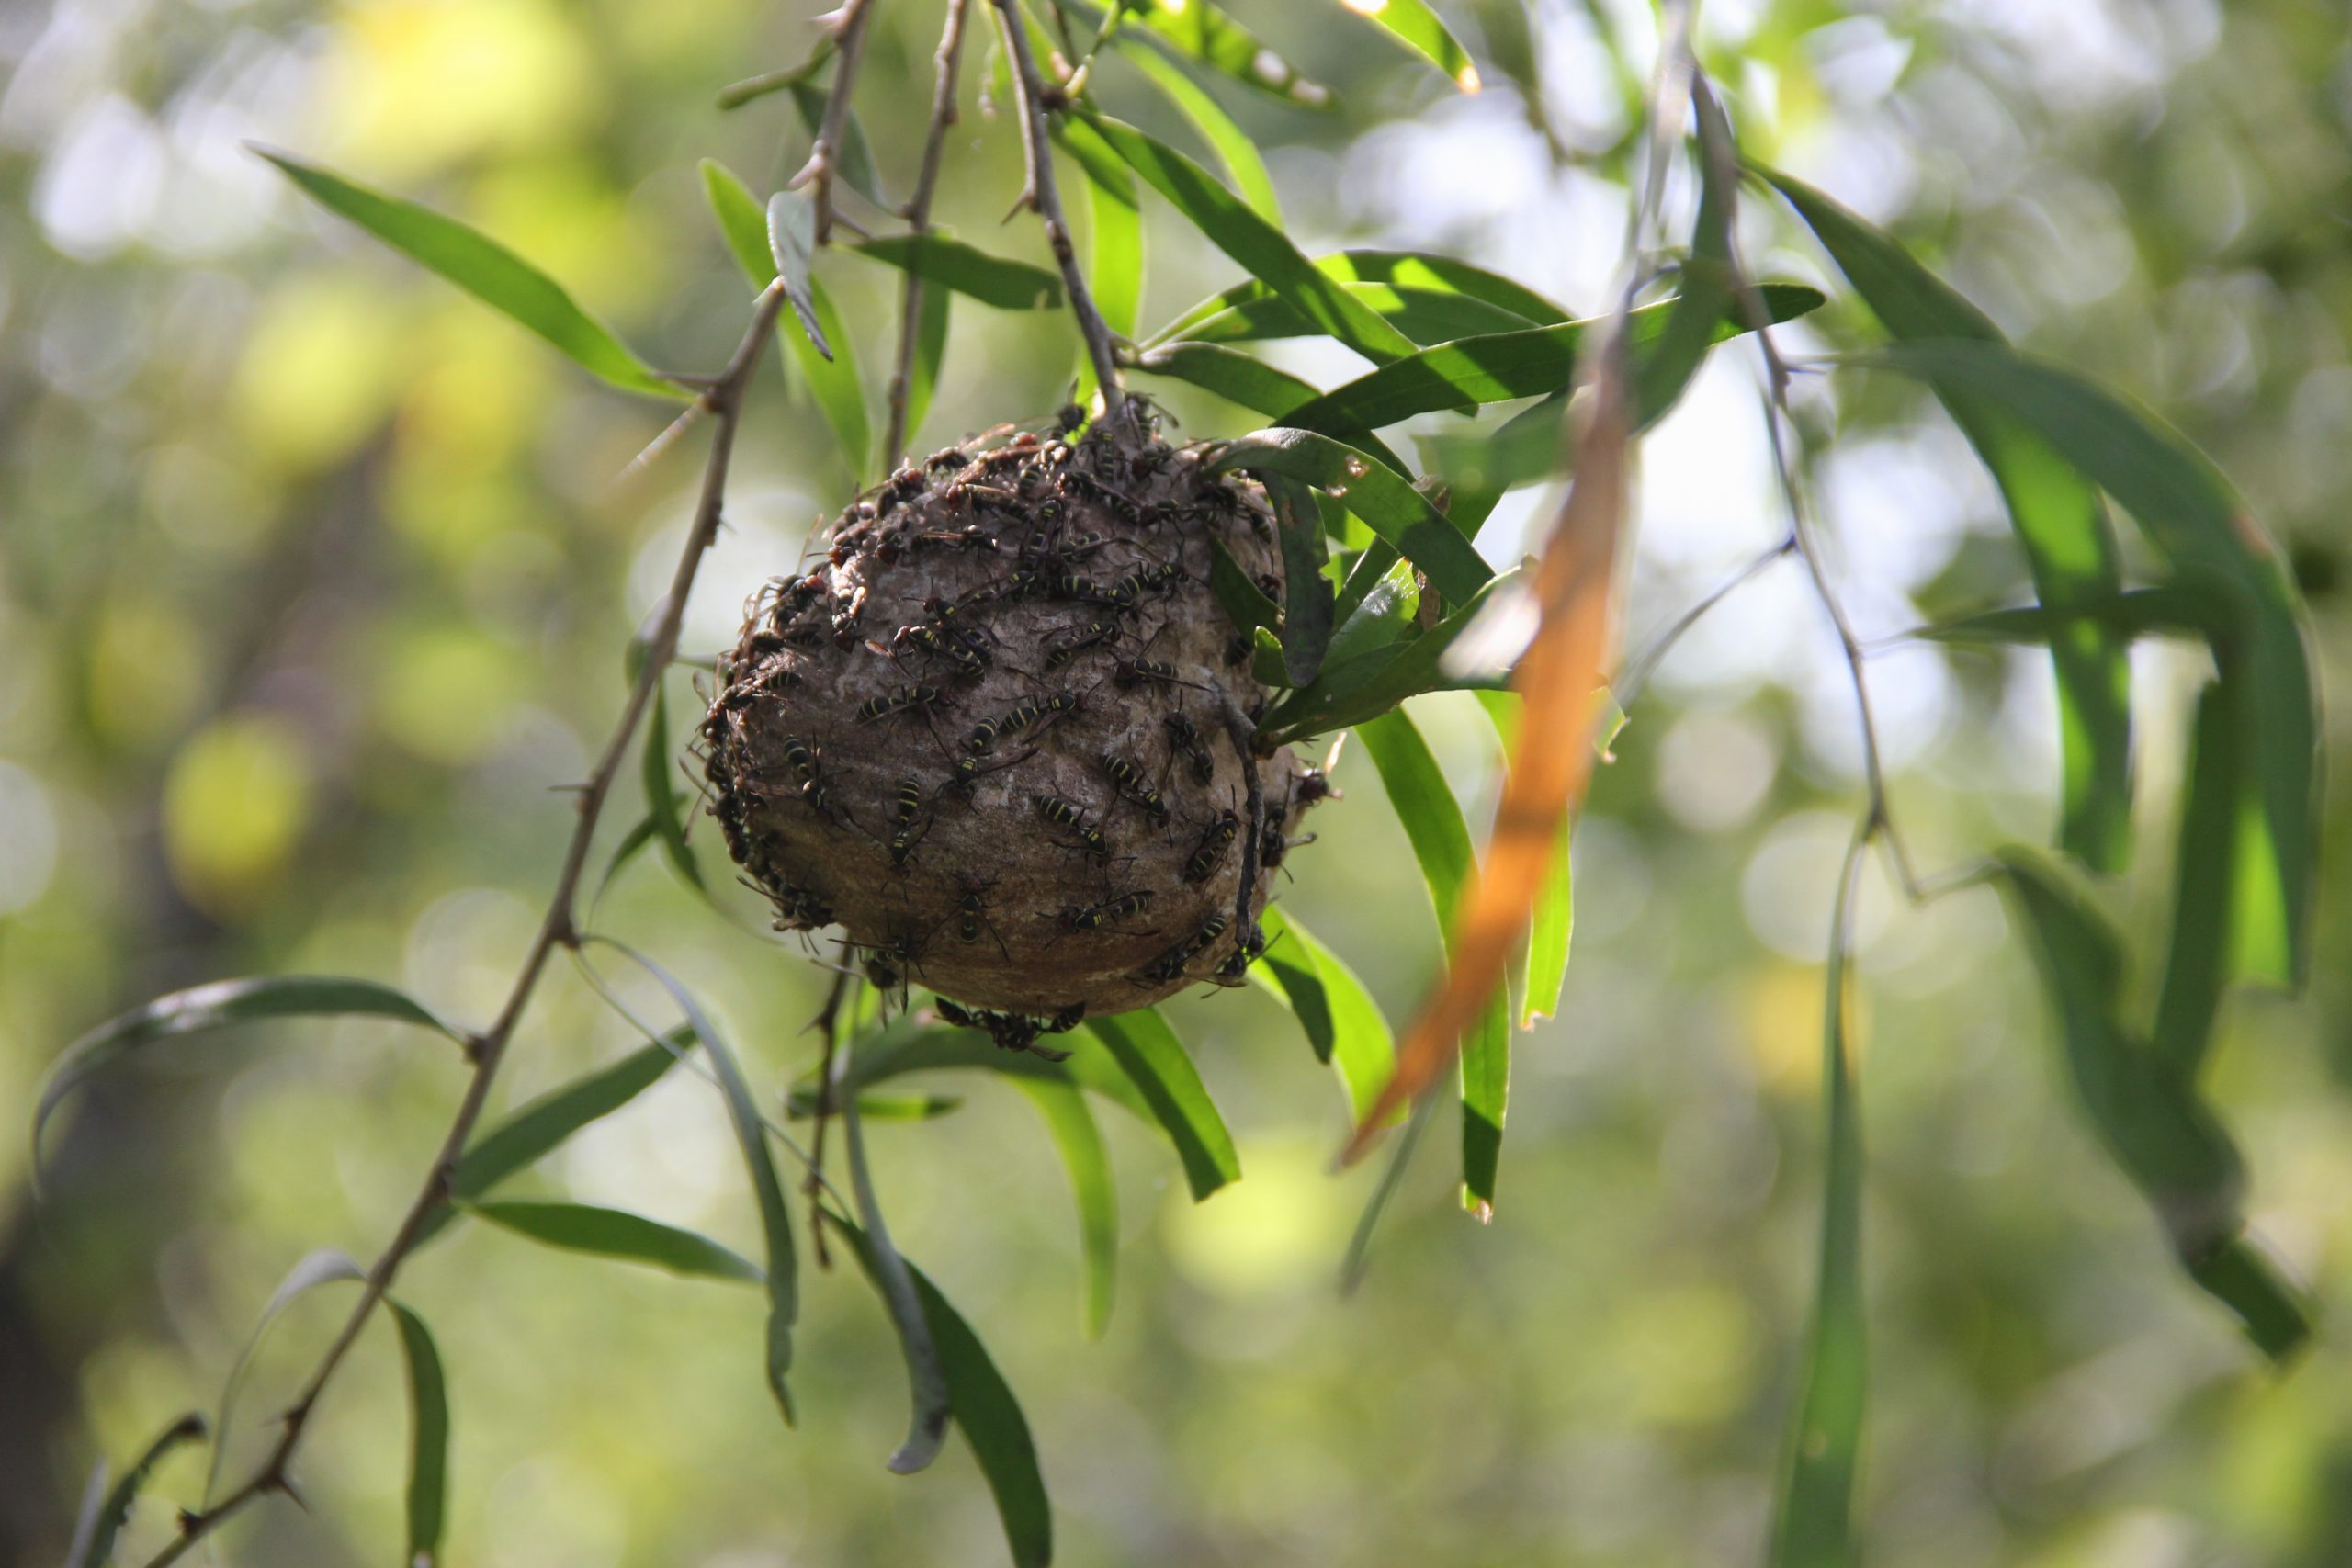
885,0,974,465
141,280,792,1568
789,0,879,246
991,0,1126,419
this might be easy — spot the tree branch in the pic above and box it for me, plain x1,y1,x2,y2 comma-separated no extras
143,280,792,1568
991,0,1125,419
885,0,974,466
788,0,879,247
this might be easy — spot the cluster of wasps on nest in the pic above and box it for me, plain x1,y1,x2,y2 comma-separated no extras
698,410,1331,1055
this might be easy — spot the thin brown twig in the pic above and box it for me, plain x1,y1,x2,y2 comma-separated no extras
789,0,879,246
990,0,1126,419
142,279,791,1568
885,0,974,466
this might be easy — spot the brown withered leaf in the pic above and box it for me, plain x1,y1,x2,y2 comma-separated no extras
1342,340,1631,1162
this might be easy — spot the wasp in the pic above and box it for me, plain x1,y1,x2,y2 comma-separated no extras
855,683,944,725
927,447,972,473
1213,923,1267,984
1136,914,1227,985
915,525,996,553
763,879,833,931
1058,889,1153,934
1223,634,1252,667
1044,622,1116,670
1262,821,1316,872
1163,714,1215,786
948,872,1010,957
1100,751,1170,825
1296,768,1336,807
1034,794,1112,863
935,998,1078,1062
1184,811,1238,883
895,624,986,681
1114,655,1193,690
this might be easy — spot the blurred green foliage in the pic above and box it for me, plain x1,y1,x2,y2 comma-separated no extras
6,1,2352,1564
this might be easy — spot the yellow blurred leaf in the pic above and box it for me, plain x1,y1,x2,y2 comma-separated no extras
233,276,405,471
163,714,313,914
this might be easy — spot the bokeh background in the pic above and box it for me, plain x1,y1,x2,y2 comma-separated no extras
7,1,2352,1563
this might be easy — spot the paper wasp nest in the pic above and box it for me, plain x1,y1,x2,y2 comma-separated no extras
701,415,1321,1026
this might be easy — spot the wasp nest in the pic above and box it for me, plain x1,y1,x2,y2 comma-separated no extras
700,414,1323,1030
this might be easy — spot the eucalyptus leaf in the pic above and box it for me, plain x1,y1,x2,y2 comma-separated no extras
1328,0,1481,91
1081,1009,1240,1200
851,234,1063,310
389,1300,449,1568
1254,907,1395,1123
470,1199,764,1283
787,81,886,208
1118,37,1281,222
1148,247,1566,346
765,188,830,358
1014,1078,1120,1338
1209,429,1490,605
841,1096,952,1474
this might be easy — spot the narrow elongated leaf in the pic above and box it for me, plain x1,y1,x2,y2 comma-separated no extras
470,1199,763,1283
1995,848,2309,1358
1476,692,1574,1027
1167,283,1535,347
1138,341,1317,417
73,1414,208,1568
765,188,831,357
1911,585,2219,646
842,1096,952,1474
389,1300,449,1568
592,940,800,1420
906,279,951,445
787,81,886,208
1063,118,1141,338
1119,39,1280,223
1356,710,1511,1210
1209,429,1490,604
1871,341,2314,984
1209,536,1284,642
1125,0,1329,108
38,978,459,1174
1014,1079,1120,1338
1149,248,1565,345
793,277,872,484
716,41,835,110
642,682,705,893
1330,0,1481,91
253,148,681,399
1764,164,2133,876
832,1217,1054,1567
1081,1010,1240,1200
1266,473,1334,684
851,234,1062,310
1634,79,1734,422
445,1032,692,1207
1272,284,1822,438
202,1247,365,1505
592,809,666,907
2152,683,2236,1080
703,159,783,286
1079,111,1413,364
1255,907,1395,1122
1770,832,1869,1568
1261,566,1525,744
818,1016,1154,1127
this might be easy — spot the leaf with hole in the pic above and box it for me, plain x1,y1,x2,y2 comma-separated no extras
253,148,682,400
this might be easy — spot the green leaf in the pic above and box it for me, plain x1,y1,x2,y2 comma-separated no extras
1209,429,1490,605
72,1413,208,1568
1077,111,1414,364
201,1247,365,1506
851,234,1064,310
1061,118,1142,339
642,682,706,894
2152,682,2236,1081
252,148,682,400
442,1032,692,1212
1762,164,2133,876
37,977,459,1177
592,809,666,907
797,276,872,484
1770,833,1868,1568
470,1199,763,1283
1013,1078,1120,1338
1328,0,1481,91
1269,284,1825,438
788,80,886,208
1117,38,1281,223
1149,248,1566,345
841,1090,965,1120
1476,692,1575,1028
389,1300,449,1568
816,1016,1153,1127
766,188,831,359
841,1096,952,1474
1123,0,1329,108
1994,848,2309,1358
1254,907,1395,1123
1259,565,1526,745
906,276,951,445
1160,283,1537,348
1081,1009,1240,1200
1910,584,2221,646
1355,710,1510,1211
702,159,782,287
1137,341,1318,416
1634,80,1734,423
1208,536,1284,642
831,1217,1053,1567
592,940,801,1421
1870,341,2314,986
1265,473,1334,684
